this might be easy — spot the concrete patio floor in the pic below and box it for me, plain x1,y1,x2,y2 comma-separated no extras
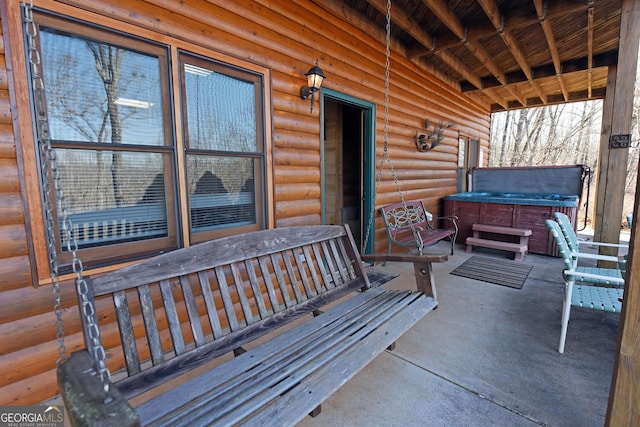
298,234,627,427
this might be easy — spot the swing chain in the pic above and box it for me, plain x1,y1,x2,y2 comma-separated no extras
363,0,424,253
22,0,112,394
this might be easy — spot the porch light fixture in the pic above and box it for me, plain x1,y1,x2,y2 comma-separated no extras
300,60,326,113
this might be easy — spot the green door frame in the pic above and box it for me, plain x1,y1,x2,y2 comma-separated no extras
320,89,376,254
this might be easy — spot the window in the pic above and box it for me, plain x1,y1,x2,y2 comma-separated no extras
457,137,479,193
30,13,267,271
180,55,265,243
458,137,467,193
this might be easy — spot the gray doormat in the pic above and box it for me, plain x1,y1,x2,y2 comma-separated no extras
364,266,399,288
450,256,533,289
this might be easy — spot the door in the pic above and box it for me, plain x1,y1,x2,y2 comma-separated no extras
458,136,480,192
321,90,375,253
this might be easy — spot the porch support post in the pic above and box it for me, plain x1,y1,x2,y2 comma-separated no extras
593,0,639,261
605,0,640,425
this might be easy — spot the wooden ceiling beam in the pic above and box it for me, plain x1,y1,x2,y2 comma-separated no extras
534,0,569,101
363,0,488,90
312,0,457,89
408,0,590,59
503,84,527,107
364,0,434,50
482,88,510,110
421,0,506,84
477,0,546,103
460,50,618,92
435,49,484,89
587,3,594,98
489,86,607,112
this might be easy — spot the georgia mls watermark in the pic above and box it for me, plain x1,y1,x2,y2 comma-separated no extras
0,406,63,427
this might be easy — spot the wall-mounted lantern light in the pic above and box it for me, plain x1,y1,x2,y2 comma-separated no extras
300,60,326,113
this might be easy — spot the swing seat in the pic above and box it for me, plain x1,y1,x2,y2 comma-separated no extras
380,200,458,255
57,225,447,426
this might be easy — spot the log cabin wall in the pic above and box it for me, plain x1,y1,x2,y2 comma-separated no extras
0,0,490,405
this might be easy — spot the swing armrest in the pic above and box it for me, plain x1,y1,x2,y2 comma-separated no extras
431,215,459,230
361,253,448,264
361,253,448,298
57,351,140,427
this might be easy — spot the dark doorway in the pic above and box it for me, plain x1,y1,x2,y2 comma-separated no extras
323,99,364,250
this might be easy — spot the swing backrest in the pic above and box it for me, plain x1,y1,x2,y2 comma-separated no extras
83,225,369,400
380,200,433,238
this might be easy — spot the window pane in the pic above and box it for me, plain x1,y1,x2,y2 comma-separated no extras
40,28,165,146
187,155,256,231
184,63,258,152
55,149,168,249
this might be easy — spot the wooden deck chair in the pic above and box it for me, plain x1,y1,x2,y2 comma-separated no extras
546,219,624,353
380,200,458,255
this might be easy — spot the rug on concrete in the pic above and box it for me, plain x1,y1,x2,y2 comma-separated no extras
364,265,399,288
450,256,533,289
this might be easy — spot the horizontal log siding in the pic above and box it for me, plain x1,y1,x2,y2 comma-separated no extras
0,0,490,405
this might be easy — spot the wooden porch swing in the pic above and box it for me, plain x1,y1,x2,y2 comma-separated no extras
25,1,448,425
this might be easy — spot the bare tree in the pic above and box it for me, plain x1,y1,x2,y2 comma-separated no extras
85,42,126,207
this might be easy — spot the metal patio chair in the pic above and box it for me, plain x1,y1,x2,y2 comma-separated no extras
546,219,624,353
554,211,627,282
380,200,458,255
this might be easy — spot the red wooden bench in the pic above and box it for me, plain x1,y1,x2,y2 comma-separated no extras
465,223,532,261
57,225,447,426
380,200,459,255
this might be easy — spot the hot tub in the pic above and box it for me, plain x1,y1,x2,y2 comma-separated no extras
443,166,585,256
444,191,579,207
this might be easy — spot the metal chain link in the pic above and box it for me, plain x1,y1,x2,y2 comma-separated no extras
22,0,112,395
363,0,423,253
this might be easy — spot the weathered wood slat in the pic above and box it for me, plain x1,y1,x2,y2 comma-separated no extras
229,267,256,325
138,288,435,426
179,275,205,347
303,244,324,292
245,293,435,426
310,242,329,292
137,284,164,365
215,265,240,331
257,255,282,313
271,252,294,308
337,237,357,280
294,246,316,298
283,248,305,303
196,271,223,339
135,286,392,422
113,290,141,376
116,277,367,400
228,263,260,323
91,226,351,294
329,238,349,284
320,241,340,288
159,279,186,355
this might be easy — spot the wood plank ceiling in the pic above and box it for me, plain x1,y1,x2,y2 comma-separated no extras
321,0,621,112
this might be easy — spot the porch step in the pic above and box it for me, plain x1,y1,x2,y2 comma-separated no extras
465,237,528,261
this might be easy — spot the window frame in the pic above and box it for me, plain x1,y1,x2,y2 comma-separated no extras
31,13,180,271
178,52,267,243
19,7,274,283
